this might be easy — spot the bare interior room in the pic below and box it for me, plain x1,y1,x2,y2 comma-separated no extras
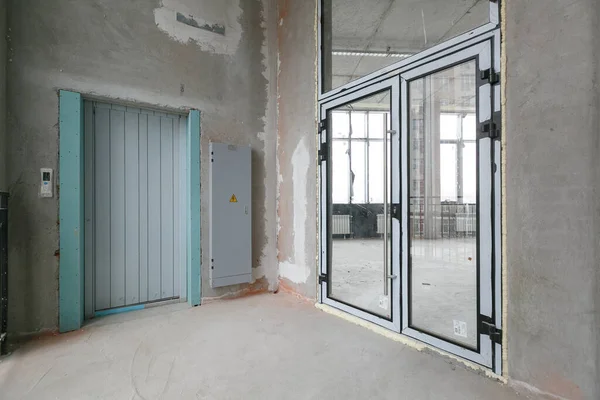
0,1,598,399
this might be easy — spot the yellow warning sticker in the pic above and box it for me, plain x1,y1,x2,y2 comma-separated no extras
230,194,238,203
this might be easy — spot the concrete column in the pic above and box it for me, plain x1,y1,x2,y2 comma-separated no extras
423,75,441,239
505,0,599,398
321,0,332,93
456,115,464,203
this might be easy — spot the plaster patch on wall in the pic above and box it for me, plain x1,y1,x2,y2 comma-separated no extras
279,260,311,284
279,138,310,284
154,0,242,55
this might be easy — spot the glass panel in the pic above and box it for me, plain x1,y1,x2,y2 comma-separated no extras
369,112,386,139
440,143,457,201
408,60,477,348
329,90,391,318
463,142,476,203
332,111,350,138
463,114,477,140
351,112,367,138
332,141,350,203
350,141,367,203
322,0,490,92
440,113,459,140
368,142,384,203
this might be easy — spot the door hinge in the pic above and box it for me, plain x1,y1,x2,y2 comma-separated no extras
480,121,499,139
480,68,500,85
318,273,328,284
318,120,327,134
318,119,328,165
318,141,329,164
391,204,401,221
480,316,502,345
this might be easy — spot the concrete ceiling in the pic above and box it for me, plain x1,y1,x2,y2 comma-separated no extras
329,0,489,89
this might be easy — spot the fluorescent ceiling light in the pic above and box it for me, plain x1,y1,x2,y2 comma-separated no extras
332,50,412,58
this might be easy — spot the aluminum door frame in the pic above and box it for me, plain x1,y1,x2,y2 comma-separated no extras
399,40,496,368
319,77,401,332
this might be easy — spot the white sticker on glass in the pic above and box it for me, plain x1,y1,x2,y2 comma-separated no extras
453,320,468,338
379,295,389,310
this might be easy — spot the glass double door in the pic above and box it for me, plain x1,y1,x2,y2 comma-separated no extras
322,78,401,328
319,40,499,369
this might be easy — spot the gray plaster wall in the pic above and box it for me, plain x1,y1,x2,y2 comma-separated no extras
505,0,599,398
0,0,6,192
596,4,600,398
276,0,318,299
6,0,278,334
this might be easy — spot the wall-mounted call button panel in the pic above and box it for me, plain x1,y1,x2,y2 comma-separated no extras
40,168,53,198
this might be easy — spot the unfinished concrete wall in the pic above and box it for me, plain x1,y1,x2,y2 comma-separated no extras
276,0,318,299
596,5,600,399
505,0,599,398
7,0,278,334
0,0,6,193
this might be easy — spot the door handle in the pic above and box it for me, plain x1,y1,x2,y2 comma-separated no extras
383,129,393,295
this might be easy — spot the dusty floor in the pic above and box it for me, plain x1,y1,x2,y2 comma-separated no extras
0,293,537,400
331,238,477,347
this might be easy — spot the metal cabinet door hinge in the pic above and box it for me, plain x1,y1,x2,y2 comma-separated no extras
480,316,502,345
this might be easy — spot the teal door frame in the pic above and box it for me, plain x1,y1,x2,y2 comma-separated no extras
58,90,201,333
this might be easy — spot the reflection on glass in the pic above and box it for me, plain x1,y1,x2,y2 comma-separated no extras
332,141,349,204
368,142,384,203
322,0,491,92
408,60,478,348
329,91,391,318
351,141,367,203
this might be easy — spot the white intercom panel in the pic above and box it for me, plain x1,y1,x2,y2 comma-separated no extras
40,168,53,198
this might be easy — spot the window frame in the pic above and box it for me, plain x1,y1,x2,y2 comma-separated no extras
317,1,503,375
330,109,392,205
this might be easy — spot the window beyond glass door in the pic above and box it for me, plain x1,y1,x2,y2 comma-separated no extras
329,91,392,318
321,0,492,92
408,60,478,348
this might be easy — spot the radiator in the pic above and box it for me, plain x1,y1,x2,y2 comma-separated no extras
377,214,385,234
456,213,476,233
332,215,352,235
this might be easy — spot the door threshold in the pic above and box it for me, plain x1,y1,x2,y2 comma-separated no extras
93,297,181,318
315,302,506,383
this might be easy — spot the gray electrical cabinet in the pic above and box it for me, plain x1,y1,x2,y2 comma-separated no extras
209,143,252,288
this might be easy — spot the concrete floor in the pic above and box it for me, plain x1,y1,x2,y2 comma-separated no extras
331,238,477,347
0,293,539,400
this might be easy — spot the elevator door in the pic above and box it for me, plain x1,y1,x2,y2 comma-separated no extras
84,102,188,316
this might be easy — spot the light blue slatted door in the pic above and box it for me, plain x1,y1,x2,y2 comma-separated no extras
84,102,187,316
